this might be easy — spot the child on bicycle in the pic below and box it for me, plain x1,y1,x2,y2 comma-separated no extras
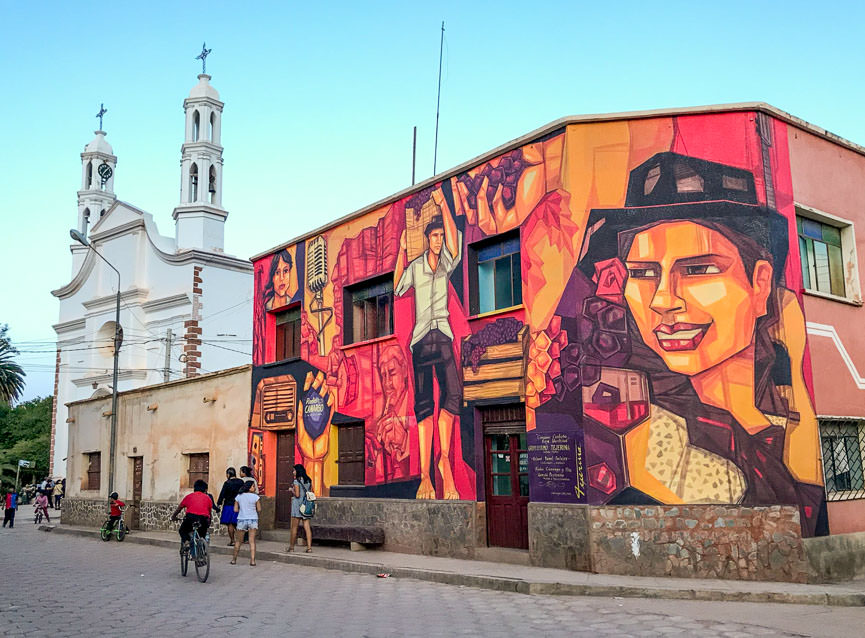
34,491,51,524
170,479,216,548
106,492,126,531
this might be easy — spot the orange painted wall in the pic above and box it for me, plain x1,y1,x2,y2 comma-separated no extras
249,111,830,536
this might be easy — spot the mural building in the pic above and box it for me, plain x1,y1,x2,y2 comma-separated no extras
251,106,865,576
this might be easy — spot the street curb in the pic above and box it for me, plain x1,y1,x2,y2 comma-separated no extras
46,526,865,607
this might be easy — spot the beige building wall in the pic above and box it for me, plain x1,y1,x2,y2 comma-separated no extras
66,365,250,503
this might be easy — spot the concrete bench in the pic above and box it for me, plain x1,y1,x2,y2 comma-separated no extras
300,523,384,551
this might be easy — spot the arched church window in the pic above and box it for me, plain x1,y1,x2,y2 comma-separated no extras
190,163,199,202
209,165,217,203
96,321,123,364
208,112,215,141
193,110,201,142
86,161,93,188
100,209,106,217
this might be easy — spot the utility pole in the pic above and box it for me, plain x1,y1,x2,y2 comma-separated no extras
69,228,121,511
163,328,174,383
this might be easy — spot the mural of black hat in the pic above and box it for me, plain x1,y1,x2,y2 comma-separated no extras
579,152,789,283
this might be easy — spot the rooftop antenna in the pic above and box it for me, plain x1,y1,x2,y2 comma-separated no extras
433,21,445,176
96,103,107,131
195,42,212,74
412,126,417,185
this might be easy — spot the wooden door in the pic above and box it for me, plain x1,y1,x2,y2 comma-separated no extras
130,457,143,530
337,421,365,485
276,431,296,527
482,405,528,549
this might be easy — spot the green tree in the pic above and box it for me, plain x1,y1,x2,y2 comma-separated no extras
0,396,52,491
0,324,25,405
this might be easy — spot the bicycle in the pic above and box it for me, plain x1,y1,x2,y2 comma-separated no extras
99,508,128,542
34,507,44,524
179,521,210,583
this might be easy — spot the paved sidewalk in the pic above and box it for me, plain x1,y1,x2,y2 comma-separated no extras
45,523,865,607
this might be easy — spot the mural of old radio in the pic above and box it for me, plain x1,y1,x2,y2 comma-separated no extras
251,374,298,430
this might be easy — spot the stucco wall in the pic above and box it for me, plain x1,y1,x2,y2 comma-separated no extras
66,365,251,505
788,126,865,418
826,499,865,535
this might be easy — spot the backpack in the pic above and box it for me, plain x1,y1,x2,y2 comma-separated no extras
298,480,316,518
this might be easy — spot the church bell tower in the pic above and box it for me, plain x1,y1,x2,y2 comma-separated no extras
77,104,117,235
173,43,227,253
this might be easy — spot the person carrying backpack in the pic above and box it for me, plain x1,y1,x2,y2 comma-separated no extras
287,464,315,553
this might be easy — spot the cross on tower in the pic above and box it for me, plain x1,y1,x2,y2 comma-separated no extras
96,103,107,130
195,42,212,74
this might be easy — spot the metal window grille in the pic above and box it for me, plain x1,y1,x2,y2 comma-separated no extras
820,419,865,501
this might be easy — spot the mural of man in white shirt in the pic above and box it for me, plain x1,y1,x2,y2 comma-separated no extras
394,191,463,499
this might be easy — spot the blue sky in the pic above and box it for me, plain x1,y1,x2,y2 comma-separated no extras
3,1,865,401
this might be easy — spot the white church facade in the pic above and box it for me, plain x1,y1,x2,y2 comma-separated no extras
50,72,253,476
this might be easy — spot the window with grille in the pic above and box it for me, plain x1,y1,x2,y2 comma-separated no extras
470,232,522,315
275,306,301,361
187,453,210,488
798,216,846,297
344,275,393,345
820,419,865,500
86,452,101,491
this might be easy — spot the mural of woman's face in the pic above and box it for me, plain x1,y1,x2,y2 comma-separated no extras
623,221,772,376
272,257,292,301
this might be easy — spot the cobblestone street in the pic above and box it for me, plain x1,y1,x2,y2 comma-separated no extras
0,507,861,637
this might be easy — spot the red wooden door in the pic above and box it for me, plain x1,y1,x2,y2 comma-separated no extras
484,431,529,549
276,431,295,527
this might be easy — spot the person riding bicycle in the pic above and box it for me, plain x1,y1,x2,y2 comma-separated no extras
34,491,51,524
106,492,126,531
170,479,216,548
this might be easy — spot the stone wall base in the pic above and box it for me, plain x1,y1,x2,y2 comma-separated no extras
63,497,862,583
530,503,812,583
314,498,484,558
61,498,228,535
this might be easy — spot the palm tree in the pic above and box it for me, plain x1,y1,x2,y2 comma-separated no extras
0,325,25,404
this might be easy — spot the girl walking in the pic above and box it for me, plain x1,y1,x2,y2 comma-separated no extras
287,464,314,553
232,482,260,566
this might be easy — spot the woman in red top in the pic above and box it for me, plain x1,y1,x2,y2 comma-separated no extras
170,480,215,545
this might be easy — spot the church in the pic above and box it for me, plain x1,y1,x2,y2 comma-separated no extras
50,68,253,477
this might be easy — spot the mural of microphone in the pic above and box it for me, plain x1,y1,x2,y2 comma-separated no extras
306,235,332,355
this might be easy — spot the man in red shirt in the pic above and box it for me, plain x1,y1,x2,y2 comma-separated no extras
170,480,215,546
107,492,126,531
3,489,18,528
